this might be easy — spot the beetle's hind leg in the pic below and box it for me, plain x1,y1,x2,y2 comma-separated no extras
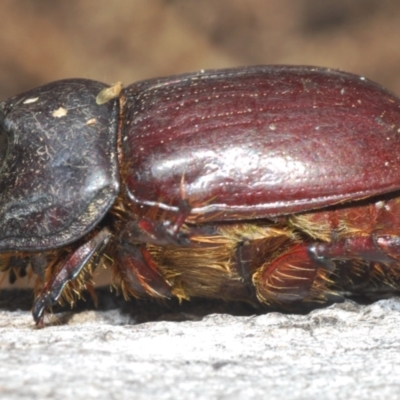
308,234,400,293
32,228,112,327
310,234,400,265
251,241,335,305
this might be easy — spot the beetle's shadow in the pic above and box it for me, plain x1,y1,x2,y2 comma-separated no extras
0,287,264,323
0,287,395,325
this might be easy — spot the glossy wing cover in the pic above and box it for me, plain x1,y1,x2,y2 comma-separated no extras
122,66,400,221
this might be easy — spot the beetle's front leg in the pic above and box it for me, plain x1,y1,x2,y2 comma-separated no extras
32,228,112,327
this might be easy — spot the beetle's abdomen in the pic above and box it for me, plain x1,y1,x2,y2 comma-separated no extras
137,195,400,306
122,66,400,221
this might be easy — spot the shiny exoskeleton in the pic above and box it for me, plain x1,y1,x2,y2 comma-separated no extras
1,65,400,326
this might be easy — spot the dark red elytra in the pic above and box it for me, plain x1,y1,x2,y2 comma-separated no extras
1,66,400,326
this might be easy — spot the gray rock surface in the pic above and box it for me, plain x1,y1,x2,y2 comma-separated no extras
1,298,400,399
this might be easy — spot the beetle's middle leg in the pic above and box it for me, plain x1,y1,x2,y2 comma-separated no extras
112,200,193,299
120,199,192,247
114,241,172,299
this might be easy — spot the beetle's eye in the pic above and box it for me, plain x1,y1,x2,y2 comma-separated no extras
0,126,8,171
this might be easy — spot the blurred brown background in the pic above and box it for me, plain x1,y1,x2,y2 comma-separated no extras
1,0,400,101
1,0,400,289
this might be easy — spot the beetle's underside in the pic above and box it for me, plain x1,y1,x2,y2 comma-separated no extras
3,191,400,326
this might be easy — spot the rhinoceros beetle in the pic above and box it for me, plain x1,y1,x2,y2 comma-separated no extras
2,65,400,326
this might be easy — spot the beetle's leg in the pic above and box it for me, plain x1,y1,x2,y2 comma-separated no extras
253,243,334,304
255,234,400,305
122,200,192,246
30,253,48,282
308,233,400,292
310,234,400,264
260,232,400,303
114,242,171,298
0,254,43,287
32,228,111,327
113,201,192,300
7,256,30,284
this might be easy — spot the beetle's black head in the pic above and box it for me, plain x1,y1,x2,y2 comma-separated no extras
0,79,119,251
